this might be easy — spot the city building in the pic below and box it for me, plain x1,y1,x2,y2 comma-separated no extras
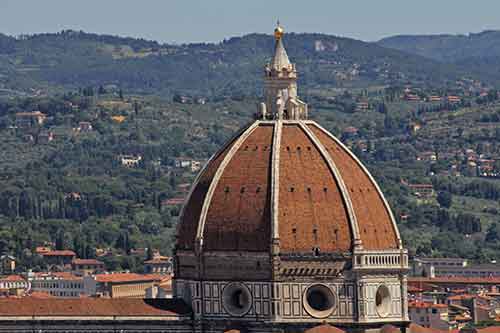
174,157,202,172
42,250,76,267
408,301,452,330
411,258,468,277
71,258,105,275
0,275,29,296
28,272,85,298
411,258,500,279
120,155,142,167
0,254,16,274
78,121,93,132
15,111,47,128
144,257,173,274
0,23,409,333
93,273,163,298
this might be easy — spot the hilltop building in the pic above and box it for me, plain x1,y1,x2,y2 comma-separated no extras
15,111,47,128
0,24,409,333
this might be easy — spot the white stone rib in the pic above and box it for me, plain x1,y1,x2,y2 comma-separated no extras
194,121,261,250
270,120,282,242
310,121,403,249
176,122,255,240
299,122,362,249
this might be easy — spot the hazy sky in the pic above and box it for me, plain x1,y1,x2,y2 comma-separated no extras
1,0,499,43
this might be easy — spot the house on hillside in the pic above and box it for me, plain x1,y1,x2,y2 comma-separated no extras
0,255,16,274
71,258,105,275
37,131,54,144
77,121,93,132
173,158,201,172
15,111,47,128
161,198,185,212
120,155,142,167
144,257,172,274
42,250,76,267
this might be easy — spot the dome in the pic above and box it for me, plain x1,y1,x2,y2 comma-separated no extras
176,120,402,254
172,24,408,330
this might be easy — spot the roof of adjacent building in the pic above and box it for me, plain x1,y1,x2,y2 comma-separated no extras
176,121,401,254
94,273,163,283
303,324,346,333
0,298,190,317
408,301,448,309
72,258,104,266
42,250,76,257
0,275,26,282
144,258,171,264
32,272,82,281
410,276,500,285
15,111,46,117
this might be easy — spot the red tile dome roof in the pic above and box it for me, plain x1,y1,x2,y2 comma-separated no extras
176,120,401,254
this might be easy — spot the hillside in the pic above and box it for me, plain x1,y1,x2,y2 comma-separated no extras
378,30,500,62
378,31,500,83
0,30,476,97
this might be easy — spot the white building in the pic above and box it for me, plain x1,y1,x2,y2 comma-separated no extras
120,155,142,167
28,272,87,298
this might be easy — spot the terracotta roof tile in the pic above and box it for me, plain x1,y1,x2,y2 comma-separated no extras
94,273,162,283
203,125,273,251
0,275,25,282
42,250,76,257
279,124,351,253
176,121,400,253
176,124,247,250
72,258,104,265
0,298,190,317
303,324,345,333
309,124,399,250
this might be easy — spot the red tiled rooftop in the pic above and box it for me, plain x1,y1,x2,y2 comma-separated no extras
409,301,447,309
0,275,25,282
303,324,345,333
94,273,163,283
34,272,82,281
410,276,500,285
72,258,104,266
144,258,171,264
42,250,76,257
162,198,185,206
0,298,190,317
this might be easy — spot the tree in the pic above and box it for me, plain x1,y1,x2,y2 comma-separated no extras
134,101,140,116
55,230,65,250
437,191,452,208
146,244,154,260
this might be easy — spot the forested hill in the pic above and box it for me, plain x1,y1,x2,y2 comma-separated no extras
378,30,500,62
378,30,500,83
0,30,474,97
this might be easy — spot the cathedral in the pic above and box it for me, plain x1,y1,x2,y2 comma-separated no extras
0,24,409,333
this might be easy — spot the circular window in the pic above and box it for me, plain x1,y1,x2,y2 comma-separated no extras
375,285,391,318
222,283,252,317
303,284,336,318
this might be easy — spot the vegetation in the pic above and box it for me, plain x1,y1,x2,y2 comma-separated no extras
0,30,500,269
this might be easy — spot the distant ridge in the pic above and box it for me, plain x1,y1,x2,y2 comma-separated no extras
378,30,500,62
0,30,491,96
